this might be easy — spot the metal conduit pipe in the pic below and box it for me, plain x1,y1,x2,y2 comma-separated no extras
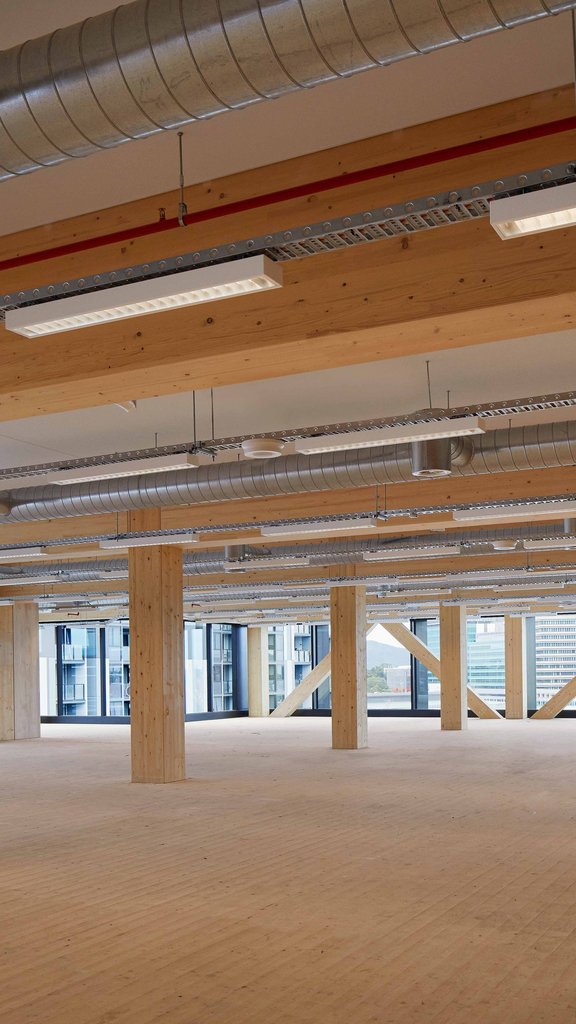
1,0,574,180
5,421,576,524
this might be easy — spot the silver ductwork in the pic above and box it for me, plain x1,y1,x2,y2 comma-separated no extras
4,421,576,524
1,0,574,180
411,438,452,478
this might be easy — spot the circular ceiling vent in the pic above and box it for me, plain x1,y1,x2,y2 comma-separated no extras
241,438,285,459
491,539,518,551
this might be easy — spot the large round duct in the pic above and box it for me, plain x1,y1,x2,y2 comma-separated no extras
1,0,574,180
4,420,576,524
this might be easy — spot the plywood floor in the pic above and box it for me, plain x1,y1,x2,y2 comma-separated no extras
2,718,576,1024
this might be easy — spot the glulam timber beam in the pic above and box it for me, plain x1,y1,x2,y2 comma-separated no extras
1,86,571,287
0,221,574,421
531,674,576,719
0,87,573,421
0,544,575,599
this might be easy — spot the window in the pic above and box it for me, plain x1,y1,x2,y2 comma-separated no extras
367,624,412,710
533,614,576,710
184,622,208,713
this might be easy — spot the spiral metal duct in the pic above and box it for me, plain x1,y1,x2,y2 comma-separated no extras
5,421,576,524
1,0,574,180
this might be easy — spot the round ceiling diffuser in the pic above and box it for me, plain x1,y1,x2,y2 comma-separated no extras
241,438,285,459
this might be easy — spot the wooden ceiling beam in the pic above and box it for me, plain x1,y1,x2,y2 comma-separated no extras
1,86,571,286
0,218,574,421
0,87,573,421
2,547,576,598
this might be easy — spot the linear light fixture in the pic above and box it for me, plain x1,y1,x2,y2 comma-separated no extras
453,501,576,523
523,538,576,551
293,417,484,455
0,576,63,586
0,546,46,560
490,181,576,239
225,556,311,572
261,518,378,538
5,255,283,338
100,533,198,550
363,545,459,562
53,453,201,485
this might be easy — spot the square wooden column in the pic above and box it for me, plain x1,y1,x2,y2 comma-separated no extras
128,510,185,783
330,585,367,749
440,604,468,731
505,616,527,719
0,602,40,742
247,626,270,717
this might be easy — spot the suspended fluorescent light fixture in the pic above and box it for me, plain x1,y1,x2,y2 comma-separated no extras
490,182,576,239
496,581,566,591
261,518,378,538
454,501,576,523
225,556,310,572
523,538,576,551
293,417,483,455
5,256,283,338
363,545,459,561
100,533,198,550
0,546,46,560
0,576,63,587
53,453,201,485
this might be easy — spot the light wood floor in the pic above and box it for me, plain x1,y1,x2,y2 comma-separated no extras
2,717,576,1023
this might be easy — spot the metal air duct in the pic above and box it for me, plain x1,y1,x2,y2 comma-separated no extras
4,421,576,524
1,0,574,180
411,438,452,478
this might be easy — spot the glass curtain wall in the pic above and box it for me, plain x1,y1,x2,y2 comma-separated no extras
40,620,212,719
185,622,209,713
37,612,576,719
313,622,412,710
415,617,506,711
267,624,313,711
209,624,234,711
533,615,576,709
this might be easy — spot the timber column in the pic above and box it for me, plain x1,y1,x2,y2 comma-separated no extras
128,509,185,783
505,616,527,719
330,585,367,749
247,626,270,717
440,604,468,731
0,602,40,742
